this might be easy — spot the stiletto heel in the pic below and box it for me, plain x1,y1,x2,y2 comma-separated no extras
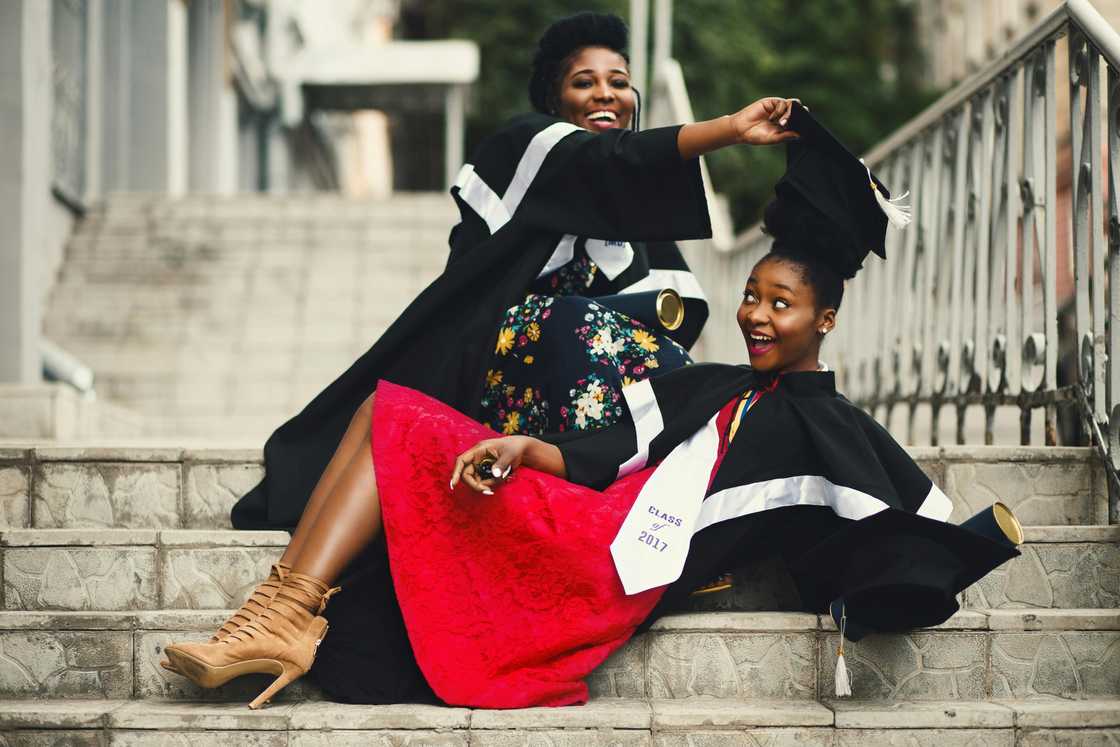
162,573,338,709
250,665,300,710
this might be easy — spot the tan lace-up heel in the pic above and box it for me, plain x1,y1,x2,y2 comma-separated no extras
160,562,291,676
162,572,340,709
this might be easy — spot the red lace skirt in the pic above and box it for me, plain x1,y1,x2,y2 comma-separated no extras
371,380,663,708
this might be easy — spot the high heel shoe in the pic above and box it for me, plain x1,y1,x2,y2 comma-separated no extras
690,572,734,596
160,562,291,676
162,572,340,709
210,562,292,642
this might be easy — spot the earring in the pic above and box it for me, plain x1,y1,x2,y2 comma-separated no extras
819,328,829,335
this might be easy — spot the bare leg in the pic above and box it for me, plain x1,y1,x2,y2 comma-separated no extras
281,392,376,565
286,425,381,584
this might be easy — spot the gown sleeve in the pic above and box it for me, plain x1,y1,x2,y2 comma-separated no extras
518,123,712,241
537,418,639,491
537,364,753,491
448,113,712,264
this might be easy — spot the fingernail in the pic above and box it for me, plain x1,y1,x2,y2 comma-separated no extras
483,489,494,495
491,465,503,478
780,118,788,126
449,481,455,490
503,465,513,478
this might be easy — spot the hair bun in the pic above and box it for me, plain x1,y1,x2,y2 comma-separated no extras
763,197,860,280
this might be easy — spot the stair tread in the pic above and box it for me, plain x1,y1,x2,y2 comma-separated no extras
1,608,1115,632
0,697,1116,731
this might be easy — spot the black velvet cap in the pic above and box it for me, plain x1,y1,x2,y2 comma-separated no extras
771,102,896,277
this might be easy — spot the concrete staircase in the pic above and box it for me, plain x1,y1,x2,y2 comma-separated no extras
15,193,1120,741
0,442,1116,744
42,193,456,439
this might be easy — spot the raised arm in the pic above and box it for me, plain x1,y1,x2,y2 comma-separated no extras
677,97,801,160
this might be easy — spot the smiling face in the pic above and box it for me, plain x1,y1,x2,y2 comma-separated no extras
555,46,634,131
737,256,836,373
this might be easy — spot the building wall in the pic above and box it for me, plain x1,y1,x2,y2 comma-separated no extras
918,0,1120,88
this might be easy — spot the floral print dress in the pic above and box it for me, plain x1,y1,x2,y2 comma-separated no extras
479,245,692,435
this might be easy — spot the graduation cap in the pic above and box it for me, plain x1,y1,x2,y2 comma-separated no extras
771,102,911,278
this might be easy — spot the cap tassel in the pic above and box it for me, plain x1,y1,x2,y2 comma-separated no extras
834,602,853,698
862,159,912,229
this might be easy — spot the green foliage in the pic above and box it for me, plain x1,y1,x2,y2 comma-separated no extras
405,0,938,231
673,0,938,229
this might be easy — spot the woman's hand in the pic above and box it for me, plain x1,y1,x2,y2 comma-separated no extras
450,435,536,494
728,97,801,146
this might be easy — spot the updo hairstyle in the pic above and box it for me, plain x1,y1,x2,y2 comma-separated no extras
760,197,849,312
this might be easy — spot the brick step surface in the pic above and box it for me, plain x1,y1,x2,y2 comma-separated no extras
0,526,1115,614
0,697,1117,746
0,609,1115,702
0,446,1108,531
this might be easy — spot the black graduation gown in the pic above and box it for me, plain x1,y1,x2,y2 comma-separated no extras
545,363,1019,634
232,113,712,531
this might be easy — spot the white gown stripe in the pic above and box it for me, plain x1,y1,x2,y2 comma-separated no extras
536,234,579,278
453,164,510,234
610,411,721,595
916,483,953,521
616,379,665,479
502,122,582,217
694,475,891,536
584,239,636,280
618,268,708,301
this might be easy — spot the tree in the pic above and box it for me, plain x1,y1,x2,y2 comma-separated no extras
402,0,937,231
673,0,937,229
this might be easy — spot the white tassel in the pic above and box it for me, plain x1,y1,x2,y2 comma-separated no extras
862,159,912,229
834,602,853,698
835,651,853,697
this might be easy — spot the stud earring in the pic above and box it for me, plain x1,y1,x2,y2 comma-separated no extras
819,328,829,335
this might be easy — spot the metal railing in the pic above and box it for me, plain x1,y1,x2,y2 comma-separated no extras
652,0,1120,522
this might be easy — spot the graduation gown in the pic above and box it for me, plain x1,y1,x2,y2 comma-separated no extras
232,112,712,531
549,363,1019,631
313,366,1016,707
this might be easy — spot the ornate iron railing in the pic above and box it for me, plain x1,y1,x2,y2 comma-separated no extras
653,0,1120,521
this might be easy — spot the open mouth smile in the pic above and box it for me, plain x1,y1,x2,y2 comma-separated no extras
586,110,619,130
747,332,776,357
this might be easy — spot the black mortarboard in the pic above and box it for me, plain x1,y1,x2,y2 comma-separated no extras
771,102,910,278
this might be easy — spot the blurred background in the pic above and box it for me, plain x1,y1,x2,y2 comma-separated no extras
0,0,1111,444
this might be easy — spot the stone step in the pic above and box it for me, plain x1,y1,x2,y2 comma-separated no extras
0,609,1115,702
0,525,1115,614
0,698,1117,746
49,193,459,438
0,446,1108,531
